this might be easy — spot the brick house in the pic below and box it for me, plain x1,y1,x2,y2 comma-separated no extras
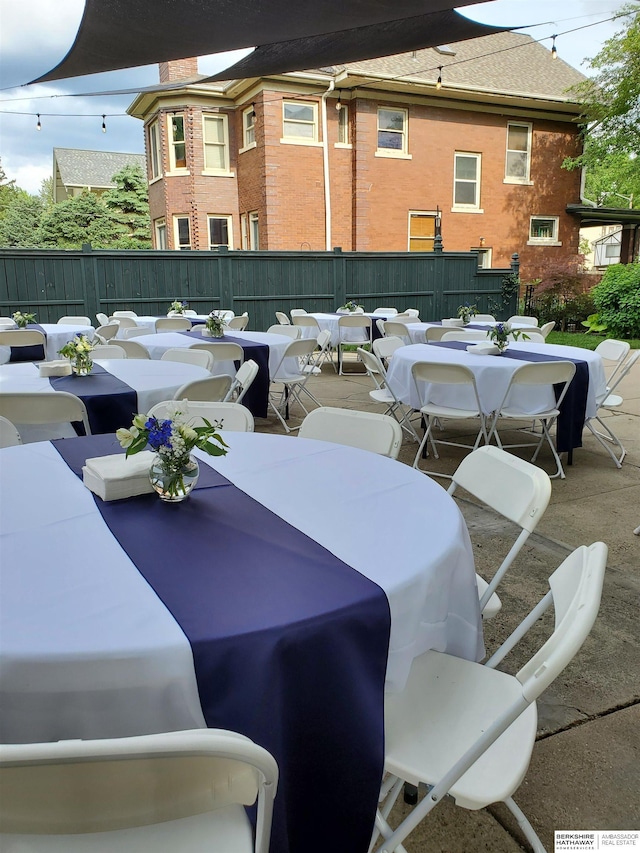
127,32,587,280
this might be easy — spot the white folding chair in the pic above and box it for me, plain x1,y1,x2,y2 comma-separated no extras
192,342,244,371
275,311,291,325
112,310,138,319
474,314,496,322
583,350,639,468
94,323,119,342
0,415,22,447
291,315,321,335
373,336,405,366
149,401,255,432
441,330,488,342
95,312,110,327
383,322,412,345
594,338,631,388
514,330,545,343
448,446,552,619
108,315,137,329
267,324,301,340
227,315,249,330
373,307,398,316
404,308,420,318
299,406,403,459
92,344,126,359
359,347,420,442
161,347,214,371
539,321,555,338
375,318,387,338
337,315,372,374
224,359,259,405
269,338,320,432
109,339,150,359
174,375,234,402
411,361,489,476
0,330,47,362
290,309,307,317
183,309,198,317
57,316,91,326
425,326,453,342
372,542,607,853
122,327,154,338
155,317,192,332
305,328,334,372
488,360,576,479
0,728,278,853
0,391,91,439
507,315,538,326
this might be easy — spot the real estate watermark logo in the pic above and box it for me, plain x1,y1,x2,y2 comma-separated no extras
555,831,640,851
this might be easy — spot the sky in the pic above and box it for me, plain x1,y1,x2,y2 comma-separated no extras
0,0,627,195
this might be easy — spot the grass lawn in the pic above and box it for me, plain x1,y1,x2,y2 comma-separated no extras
545,332,640,350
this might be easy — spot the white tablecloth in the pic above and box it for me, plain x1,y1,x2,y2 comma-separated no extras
123,315,213,335
298,313,378,346
405,321,533,344
0,324,96,364
386,341,607,417
0,432,483,743
0,359,210,442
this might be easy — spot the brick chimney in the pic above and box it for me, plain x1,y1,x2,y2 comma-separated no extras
159,57,199,83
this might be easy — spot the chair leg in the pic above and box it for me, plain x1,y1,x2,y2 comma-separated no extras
585,417,625,467
503,796,548,853
530,418,565,479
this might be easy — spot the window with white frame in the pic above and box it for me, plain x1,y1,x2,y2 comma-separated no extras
249,211,259,250
505,122,532,183
408,212,437,252
208,215,232,249
173,215,191,250
148,120,161,180
528,216,560,244
453,152,481,210
243,106,256,149
168,114,187,171
154,218,167,250
240,214,248,250
282,101,318,141
202,114,229,173
377,107,408,154
337,104,349,145
471,247,492,268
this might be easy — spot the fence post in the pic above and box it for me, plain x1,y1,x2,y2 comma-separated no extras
217,246,232,311
80,243,99,323
333,246,346,310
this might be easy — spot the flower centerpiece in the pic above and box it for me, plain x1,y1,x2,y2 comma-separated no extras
117,403,228,502
456,303,477,325
12,310,36,329
168,300,187,315
487,322,528,353
338,300,364,313
203,311,226,338
58,334,96,375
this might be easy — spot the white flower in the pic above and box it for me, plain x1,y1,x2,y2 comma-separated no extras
116,427,137,447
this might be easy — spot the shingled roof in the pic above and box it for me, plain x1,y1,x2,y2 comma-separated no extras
54,148,146,190
330,31,586,101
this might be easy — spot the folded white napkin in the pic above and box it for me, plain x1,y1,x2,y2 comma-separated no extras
442,318,465,328
39,360,72,377
82,450,155,501
467,342,500,355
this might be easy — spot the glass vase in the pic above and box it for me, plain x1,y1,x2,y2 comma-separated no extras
72,356,93,376
149,454,200,502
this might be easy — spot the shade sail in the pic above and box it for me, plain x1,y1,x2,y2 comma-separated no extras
31,0,501,84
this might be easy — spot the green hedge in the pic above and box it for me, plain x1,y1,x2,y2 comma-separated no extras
592,264,640,338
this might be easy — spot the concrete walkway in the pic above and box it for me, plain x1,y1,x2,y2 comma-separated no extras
256,351,640,851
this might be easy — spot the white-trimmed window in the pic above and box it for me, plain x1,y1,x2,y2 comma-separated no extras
240,214,248,250
243,106,256,149
377,107,408,154
282,101,318,142
472,247,492,268
202,114,229,173
208,215,232,249
453,152,481,210
168,114,187,171
337,104,349,145
148,120,161,180
408,212,437,252
173,215,191,250
154,218,167,250
505,122,532,183
528,216,561,245
249,211,259,250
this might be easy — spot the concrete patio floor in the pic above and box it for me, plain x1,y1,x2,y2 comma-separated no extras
256,351,640,852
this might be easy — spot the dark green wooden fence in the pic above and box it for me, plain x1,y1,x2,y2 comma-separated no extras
0,245,519,329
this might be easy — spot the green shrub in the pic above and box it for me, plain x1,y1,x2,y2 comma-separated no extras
592,264,640,338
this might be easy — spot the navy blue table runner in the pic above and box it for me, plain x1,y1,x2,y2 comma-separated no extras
432,341,589,452
180,330,270,417
53,434,390,853
50,364,138,435
9,323,46,362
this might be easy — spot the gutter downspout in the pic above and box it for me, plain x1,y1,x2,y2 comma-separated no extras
321,79,335,251
579,166,597,208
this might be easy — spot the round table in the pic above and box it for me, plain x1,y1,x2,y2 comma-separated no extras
0,323,96,363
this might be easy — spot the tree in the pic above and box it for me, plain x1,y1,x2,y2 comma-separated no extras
0,193,44,247
102,165,152,248
563,3,640,206
0,159,21,221
38,190,127,249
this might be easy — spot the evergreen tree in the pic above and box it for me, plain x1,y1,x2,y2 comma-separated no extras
102,164,152,248
38,190,127,249
0,193,44,247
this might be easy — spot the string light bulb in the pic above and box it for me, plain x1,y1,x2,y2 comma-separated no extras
101,115,106,132
36,114,41,131
551,35,558,60
436,67,442,90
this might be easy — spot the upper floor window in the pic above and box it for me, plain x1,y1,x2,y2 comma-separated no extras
337,104,349,145
202,114,229,173
505,122,532,183
168,114,187,171
243,106,256,149
148,120,161,180
377,108,408,154
208,215,232,249
528,216,561,245
173,215,191,250
453,152,481,210
282,101,318,142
